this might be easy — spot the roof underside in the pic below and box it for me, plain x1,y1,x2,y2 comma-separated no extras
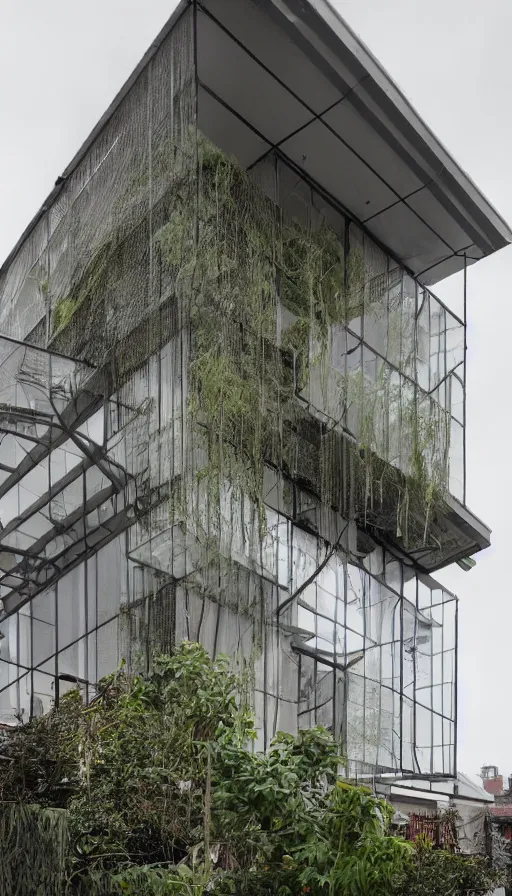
2,0,510,288
197,0,511,284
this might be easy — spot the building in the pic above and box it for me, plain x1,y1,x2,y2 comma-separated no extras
483,767,508,799
381,772,495,854
0,0,509,783
483,767,512,843
479,767,512,894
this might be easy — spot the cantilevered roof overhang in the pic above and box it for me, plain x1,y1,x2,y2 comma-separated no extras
1,0,509,288
196,0,512,284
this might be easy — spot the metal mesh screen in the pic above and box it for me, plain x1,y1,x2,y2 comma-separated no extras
0,5,461,779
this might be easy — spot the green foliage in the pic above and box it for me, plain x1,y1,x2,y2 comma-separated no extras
279,782,412,896
395,836,506,896
45,128,448,550
53,297,79,333
107,863,208,896
0,804,68,896
177,137,364,533
0,645,504,896
65,644,253,874
211,726,343,872
0,689,83,805
189,349,263,499
280,224,344,322
50,242,112,337
341,359,450,546
160,135,448,550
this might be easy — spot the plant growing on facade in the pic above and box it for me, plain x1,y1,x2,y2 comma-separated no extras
45,130,452,561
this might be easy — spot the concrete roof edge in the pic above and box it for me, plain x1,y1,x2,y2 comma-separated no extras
283,0,512,250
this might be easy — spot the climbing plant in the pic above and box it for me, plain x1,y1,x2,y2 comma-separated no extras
44,129,452,553
179,136,450,550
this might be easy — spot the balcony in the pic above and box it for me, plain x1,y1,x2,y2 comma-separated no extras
0,336,157,618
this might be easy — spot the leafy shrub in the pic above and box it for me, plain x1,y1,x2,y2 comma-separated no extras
396,836,506,896
0,644,505,896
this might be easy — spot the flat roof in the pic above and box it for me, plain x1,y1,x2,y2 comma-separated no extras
1,0,510,287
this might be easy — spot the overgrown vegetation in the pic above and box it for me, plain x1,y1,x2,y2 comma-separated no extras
51,243,112,337
175,136,449,549
45,131,451,552
398,835,506,896
0,643,504,896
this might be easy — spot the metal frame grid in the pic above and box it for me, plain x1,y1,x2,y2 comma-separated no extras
0,1,469,781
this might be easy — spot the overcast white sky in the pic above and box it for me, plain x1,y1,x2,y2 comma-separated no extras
0,0,510,782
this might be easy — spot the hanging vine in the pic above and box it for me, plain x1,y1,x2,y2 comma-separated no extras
44,129,452,553
161,136,451,551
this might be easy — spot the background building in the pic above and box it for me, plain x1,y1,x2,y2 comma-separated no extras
381,772,495,854
482,766,512,843
0,0,508,782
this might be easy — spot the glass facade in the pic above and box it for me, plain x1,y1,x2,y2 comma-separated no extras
0,3,474,780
